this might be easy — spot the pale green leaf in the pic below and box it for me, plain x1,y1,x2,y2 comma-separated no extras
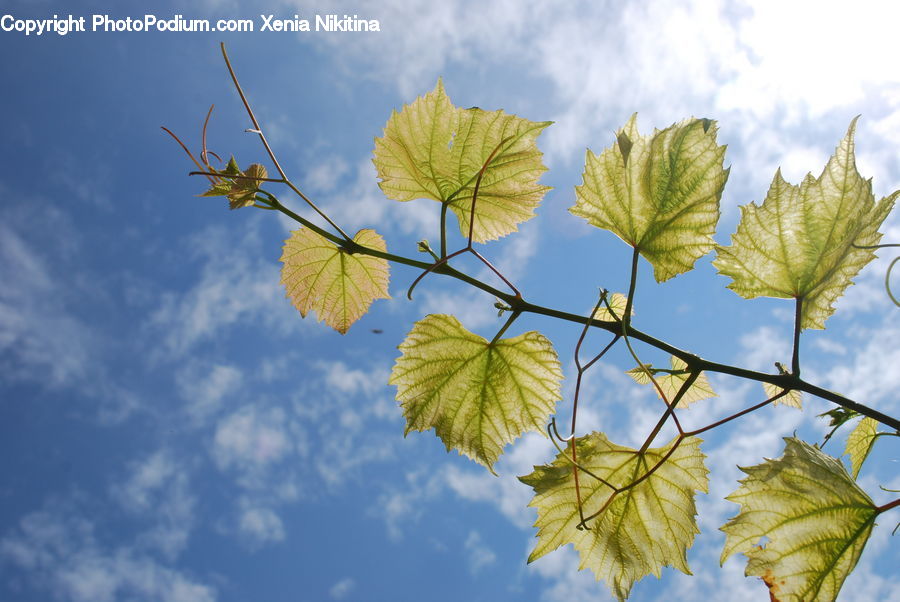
389,314,562,472
373,80,552,242
762,381,803,409
571,114,728,282
714,119,898,329
626,356,715,408
844,417,880,479
592,292,632,321
520,434,708,601
200,160,268,210
721,437,878,601
280,227,390,334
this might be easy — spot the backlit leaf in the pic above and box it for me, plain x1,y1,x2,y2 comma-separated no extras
626,356,716,408
593,292,631,322
200,159,268,210
520,434,708,601
714,119,898,329
389,314,562,472
844,417,880,479
762,381,802,409
571,114,728,282
280,227,390,334
373,80,552,242
721,438,878,601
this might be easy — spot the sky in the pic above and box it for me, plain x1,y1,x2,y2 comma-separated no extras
1,1,899,601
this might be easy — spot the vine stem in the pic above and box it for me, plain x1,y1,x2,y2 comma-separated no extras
575,387,787,529
684,390,786,437
876,498,900,514
852,242,900,307
261,196,900,431
618,247,684,434
404,137,522,301
578,437,684,528
886,256,900,307
792,297,802,376
623,247,639,331
564,293,620,527
490,310,520,344
219,43,352,242
637,372,696,454
201,47,899,433
440,202,449,258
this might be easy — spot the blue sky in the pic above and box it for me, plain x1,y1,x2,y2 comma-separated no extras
1,1,899,601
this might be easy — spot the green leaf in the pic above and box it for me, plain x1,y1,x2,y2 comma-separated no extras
571,114,728,282
389,314,562,472
373,80,552,242
221,156,241,176
593,292,632,321
520,434,708,601
714,119,898,329
844,417,880,479
199,182,233,197
721,437,878,601
279,227,390,334
626,356,716,408
200,159,269,210
819,407,860,429
762,382,802,409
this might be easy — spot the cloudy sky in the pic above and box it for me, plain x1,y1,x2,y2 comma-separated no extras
1,1,899,600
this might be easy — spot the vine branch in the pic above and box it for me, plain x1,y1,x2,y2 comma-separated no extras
174,45,900,436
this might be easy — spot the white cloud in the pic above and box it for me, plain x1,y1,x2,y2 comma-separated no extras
300,361,401,489
0,211,139,423
0,507,215,602
283,0,532,98
372,469,445,541
526,544,599,602
329,577,356,600
317,360,388,397
463,531,496,575
237,502,285,546
0,223,89,387
110,450,196,561
176,362,243,424
443,433,551,529
213,404,296,477
821,314,900,413
737,325,792,373
149,223,313,360
718,0,900,121
317,158,440,237
835,216,900,317
418,222,542,331
304,155,350,193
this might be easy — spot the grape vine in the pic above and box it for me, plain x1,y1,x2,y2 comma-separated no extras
167,44,900,601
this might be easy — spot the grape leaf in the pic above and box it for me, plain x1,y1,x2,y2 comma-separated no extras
200,158,268,210
280,227,390,334
626,356,716,408
714,118,898,329
373,79,552,242
520,434,708,601
762,382,802,409
844,417,880,479
389,314,562,472
593,292,632,321
571,114,728,282
721,437,878,601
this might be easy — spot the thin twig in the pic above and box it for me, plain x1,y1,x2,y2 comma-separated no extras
219,43,352,241
237,123,900,433
792,297,803,376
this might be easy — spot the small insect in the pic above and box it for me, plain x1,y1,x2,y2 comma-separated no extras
371,329,383,334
